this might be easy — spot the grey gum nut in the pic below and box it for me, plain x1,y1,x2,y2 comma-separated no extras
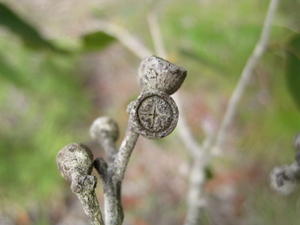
130,90,178,139
138,56,187,95
131,56,187,139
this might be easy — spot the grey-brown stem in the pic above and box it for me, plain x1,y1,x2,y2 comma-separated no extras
94,157,124,225
184,156,206,225
73,175,104,225
93,124,139,225
94,158,124,225
59,54,185,225
56,144,104,225
113,127,139,182
102,176,123,225
213,0,280,154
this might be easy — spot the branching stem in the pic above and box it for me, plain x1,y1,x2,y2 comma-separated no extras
61,1,280,224
213,0,280,154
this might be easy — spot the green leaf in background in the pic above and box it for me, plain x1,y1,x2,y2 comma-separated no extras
0,54,29,88
81,31,115,52
286,34,300,110
0,3,68,53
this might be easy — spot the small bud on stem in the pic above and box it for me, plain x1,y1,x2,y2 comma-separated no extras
90,117,120,162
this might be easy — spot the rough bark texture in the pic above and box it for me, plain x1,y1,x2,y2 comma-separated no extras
74,175,104,225
56,144,104,225
94,158,124,225
56,143,94,182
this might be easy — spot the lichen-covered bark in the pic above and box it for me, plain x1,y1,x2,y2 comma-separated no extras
93,125,139,225
56,144,104,225
75,185,104,225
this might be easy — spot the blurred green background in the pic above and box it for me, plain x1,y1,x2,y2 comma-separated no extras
0,0,300,225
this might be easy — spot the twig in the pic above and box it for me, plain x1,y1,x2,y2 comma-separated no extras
184,157,206,225
147,12,167,58
73,2,279,224
90,17,202,161
91,118,139,225
147,11,204,158
101,125,139,225
213,0,280,154
56,143,105,225
174,94,205,157
112,127,139,182
88,20,152,59
75,186,104,225
59,13,187,225
90,15,202,161
147,11,208,225
147,0,280,224
88,53,186,225
184,0,280,224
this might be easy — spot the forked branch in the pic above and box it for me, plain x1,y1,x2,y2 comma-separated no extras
56,56,186,225
56,0,280,224
213,0,281,154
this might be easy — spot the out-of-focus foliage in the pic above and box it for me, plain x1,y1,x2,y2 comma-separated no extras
0,3,66,53
0,35,90,203
81,31,115,52
0,2,116,206
0,1,118,207
0,2,115,55
286,34,300,110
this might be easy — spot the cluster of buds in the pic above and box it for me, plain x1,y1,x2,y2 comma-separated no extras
56,56,187,225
